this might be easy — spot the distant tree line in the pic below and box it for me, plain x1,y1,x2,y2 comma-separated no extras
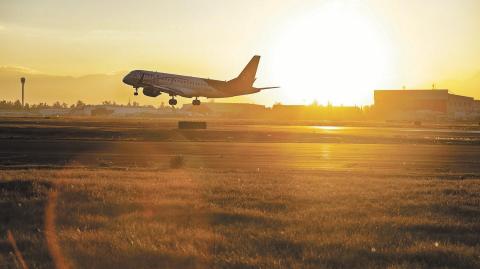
0,100,156,110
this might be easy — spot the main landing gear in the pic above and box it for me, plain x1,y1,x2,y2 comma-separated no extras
169,96,178,106
192,98,201,106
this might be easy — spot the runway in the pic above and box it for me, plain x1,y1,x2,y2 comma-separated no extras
1,118,479,175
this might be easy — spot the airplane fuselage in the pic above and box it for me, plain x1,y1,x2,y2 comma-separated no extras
122,70,252,98
122,55,277,106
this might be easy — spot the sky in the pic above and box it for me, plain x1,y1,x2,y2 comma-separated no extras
1,0,479,106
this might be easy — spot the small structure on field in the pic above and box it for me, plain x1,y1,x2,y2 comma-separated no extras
178,121,207,129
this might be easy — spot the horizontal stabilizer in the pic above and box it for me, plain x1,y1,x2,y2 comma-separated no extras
255,86,280,90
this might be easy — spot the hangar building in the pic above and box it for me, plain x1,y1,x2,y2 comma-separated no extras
374,89,476,120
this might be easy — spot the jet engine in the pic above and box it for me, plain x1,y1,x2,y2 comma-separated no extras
143,87,161,97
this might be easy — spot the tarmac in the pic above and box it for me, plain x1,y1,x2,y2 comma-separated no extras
1,118,479,175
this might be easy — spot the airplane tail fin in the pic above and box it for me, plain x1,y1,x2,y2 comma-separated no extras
235,55,260,86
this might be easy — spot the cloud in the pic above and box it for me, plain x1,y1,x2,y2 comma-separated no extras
0,65,41,75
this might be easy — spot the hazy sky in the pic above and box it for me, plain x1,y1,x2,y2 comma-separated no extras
1,0,479,105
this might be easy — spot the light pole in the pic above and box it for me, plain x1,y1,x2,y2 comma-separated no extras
20,77,26,108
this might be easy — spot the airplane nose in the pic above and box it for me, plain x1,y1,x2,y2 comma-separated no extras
122,75,129,84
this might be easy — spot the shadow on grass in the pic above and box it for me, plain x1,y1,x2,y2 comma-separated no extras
207,182,480,268
211,211,280,228
0,180,54,269
73,249,208,269
301,245,479,269
54,184,210,269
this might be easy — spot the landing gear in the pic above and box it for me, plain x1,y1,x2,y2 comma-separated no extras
169,97,177,106
192,98,201,106
134,88,139,96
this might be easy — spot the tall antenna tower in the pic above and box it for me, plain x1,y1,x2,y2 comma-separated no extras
20,77,26,107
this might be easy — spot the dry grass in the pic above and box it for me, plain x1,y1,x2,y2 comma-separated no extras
1,168,479,269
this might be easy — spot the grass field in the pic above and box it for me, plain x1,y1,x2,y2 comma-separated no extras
1,118,480,268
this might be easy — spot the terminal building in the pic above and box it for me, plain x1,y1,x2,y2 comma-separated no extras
374,89,477,120
182,102,266,117
475,100,480,114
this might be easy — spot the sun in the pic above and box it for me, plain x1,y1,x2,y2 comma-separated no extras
270,3,394,106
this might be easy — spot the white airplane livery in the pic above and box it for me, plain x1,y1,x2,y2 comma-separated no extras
122,55,278,106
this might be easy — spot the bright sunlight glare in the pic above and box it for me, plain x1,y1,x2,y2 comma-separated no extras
270,3,394,106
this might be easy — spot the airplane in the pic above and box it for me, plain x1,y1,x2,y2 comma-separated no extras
122,55,278,106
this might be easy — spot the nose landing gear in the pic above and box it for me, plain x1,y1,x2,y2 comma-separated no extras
192,98,201,106
134,88,139,96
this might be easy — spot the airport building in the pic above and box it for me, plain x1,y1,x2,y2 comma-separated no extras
270,104,364,120
182,103,266,117
475,100,480,114
374,89,477,120
69,105,174,117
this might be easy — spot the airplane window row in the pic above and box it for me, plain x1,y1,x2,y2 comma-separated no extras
169,79,202,87
139,73,203,87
